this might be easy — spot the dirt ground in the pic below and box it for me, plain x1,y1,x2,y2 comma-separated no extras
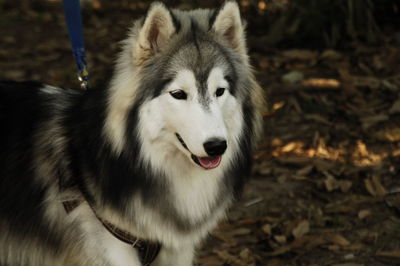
1,1,400,266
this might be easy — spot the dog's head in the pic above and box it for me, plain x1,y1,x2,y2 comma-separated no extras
105,2,261,171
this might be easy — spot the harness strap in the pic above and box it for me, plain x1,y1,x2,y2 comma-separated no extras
63,0,89,89
98,218,161,265
63,200,161,265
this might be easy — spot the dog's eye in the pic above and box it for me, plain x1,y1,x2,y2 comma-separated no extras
170,90,187,100
216,88,225,97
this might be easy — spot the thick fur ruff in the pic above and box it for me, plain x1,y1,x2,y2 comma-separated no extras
0,2,263,265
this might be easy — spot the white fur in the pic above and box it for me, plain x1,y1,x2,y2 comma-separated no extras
136,65,242,237
40,85,62,95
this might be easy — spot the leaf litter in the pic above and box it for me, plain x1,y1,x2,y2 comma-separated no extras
199,39,400,265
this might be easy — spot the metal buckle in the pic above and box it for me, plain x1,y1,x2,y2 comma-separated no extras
78,68,89,89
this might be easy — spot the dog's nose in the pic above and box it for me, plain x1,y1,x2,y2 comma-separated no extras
203,139,227,156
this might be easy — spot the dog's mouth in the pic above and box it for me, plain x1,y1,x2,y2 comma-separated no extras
191,155,222,170
176,133,222,170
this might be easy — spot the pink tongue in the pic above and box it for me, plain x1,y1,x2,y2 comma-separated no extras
198,156,222,169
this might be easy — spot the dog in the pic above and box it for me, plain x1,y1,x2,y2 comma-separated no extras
0,1,263,265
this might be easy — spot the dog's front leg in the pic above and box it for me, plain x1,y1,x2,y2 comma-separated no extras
151,244,194,266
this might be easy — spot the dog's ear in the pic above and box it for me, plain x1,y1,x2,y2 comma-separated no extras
212,1,246,55
135,2,175,64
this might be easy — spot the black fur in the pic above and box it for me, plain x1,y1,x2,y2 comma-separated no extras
0,81,63,252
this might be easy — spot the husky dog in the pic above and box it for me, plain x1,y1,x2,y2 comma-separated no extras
0,1,263,265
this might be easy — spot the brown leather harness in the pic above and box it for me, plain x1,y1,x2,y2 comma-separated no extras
63,200,161,265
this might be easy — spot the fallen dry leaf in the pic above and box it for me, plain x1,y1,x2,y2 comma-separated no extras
374,126,400,142
262,224,272,235
364,175,387,197
358,209,371,220
282,70,304,84
274,235,287,245
339,180,353,193
296,165,314,176
376,250,400,258
361,114,388,129
236,218,260,226
292,220,310,239
280,141,303,153
302,78,341,88
320,49,343,60
272,101,286,111
227,227,251,236
375,250,400,265
239,248,251,260
343,253,355,260
389,98,400,114
324,174,339,192
325,234,351,246
356,141,369,157
364,178,376,196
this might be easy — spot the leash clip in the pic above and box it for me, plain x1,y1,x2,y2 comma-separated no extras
78,67,89,90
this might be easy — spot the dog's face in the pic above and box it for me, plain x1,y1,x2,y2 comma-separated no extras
106,2,252,170
141,62,241,170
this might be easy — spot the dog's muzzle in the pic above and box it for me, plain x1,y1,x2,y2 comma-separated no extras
175,133,226,169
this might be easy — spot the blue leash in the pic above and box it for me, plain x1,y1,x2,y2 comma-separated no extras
63,0,89,89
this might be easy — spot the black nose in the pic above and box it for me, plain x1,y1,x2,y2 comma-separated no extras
203,139,227,156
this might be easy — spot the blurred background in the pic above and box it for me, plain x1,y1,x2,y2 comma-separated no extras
1,0,400,265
